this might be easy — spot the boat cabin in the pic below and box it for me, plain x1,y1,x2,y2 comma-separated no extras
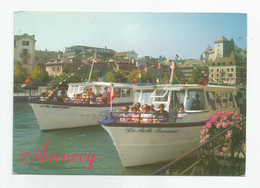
134,84,238,113
67,82,134,103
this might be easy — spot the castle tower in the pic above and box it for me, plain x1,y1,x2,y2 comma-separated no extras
214,36,231,59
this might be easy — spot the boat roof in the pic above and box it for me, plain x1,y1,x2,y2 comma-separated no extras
153,84,238,91
68,82,135,88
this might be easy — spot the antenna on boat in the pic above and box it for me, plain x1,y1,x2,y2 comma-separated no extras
88,51,97,82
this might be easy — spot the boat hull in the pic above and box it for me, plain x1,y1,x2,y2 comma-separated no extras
101,123,203,167
30,101,132,130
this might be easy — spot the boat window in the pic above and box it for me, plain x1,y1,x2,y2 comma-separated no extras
72,85,79,95
67,86,74,96
115,88,121,98
227,92,235,108
180,90,185,106
185,89,206,110
206,91,216,110
151,89,168,97
78,86,85,94
122,88,127,97
134,89,153,105
94,86,102,95
134,90,141,104
127,88,132,97
222,92,228,108
140,90,153,105
83,86,88,93
151,89,168,102
216,93,223,109
169,90,185,111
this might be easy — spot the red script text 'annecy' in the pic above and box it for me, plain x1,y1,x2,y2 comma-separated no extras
20,140,97,171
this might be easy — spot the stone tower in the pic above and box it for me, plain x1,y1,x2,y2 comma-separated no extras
214,36,231,59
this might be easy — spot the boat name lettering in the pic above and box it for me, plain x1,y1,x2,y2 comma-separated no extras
125,128,179,133
20,140,97,171
40,104,70,109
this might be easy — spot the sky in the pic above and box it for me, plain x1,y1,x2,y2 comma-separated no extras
14,12,247,59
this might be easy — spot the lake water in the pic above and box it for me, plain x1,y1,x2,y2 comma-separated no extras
13,101,167,175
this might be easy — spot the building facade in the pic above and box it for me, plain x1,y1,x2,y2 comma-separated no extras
203,36,232,64
14,33,36,73
209,51,246,85
114,51,139,71
178,60,205,78
203,36,246,85
35,50,61,64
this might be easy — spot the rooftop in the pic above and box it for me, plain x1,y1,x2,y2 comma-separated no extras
214,35,229,43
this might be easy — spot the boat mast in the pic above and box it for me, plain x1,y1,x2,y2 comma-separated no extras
110,83,114,112
88,52,96,82
169,54,180,84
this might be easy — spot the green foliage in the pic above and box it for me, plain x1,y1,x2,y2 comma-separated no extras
104,72,117,82
30,63,49,84
188,65,209,83
141,72,153,83
173,68,186,84
90,69,100,81
187,76,195,84
14,61,27,84
127,69,141,83
199,112,246,175
162,74,169,83
63,64,69,73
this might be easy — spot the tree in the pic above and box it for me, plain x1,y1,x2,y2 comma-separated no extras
188,65,209,83
30,63,49,84
174,68,186,84
63,64,69,74
230,38,235,52
104,72,117,82
91,69,100,81
187,76,195,84
14,61,26,84
127,69,141,83
141,72,153,83
162,74,169,83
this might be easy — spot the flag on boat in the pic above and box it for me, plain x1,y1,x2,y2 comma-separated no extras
107,88,116,104
94,55,98,62
23,76,31,84
170,62,177,73
132,73,136,85
157,62,161,69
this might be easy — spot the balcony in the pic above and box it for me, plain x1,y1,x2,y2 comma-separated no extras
20,53,31,58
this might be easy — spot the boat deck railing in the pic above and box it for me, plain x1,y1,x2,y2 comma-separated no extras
101,110,182,123
150,117,246,175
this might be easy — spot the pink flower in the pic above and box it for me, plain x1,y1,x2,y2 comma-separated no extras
219,152,224,156
222,147,228,152
224,142,229,146
216,122,222,129
222,116,228,121
226,120,230,126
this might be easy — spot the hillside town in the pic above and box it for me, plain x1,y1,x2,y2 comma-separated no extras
14,33,247,87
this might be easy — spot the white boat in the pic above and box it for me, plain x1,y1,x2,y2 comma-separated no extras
99,84,239,167
30,82,134,130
